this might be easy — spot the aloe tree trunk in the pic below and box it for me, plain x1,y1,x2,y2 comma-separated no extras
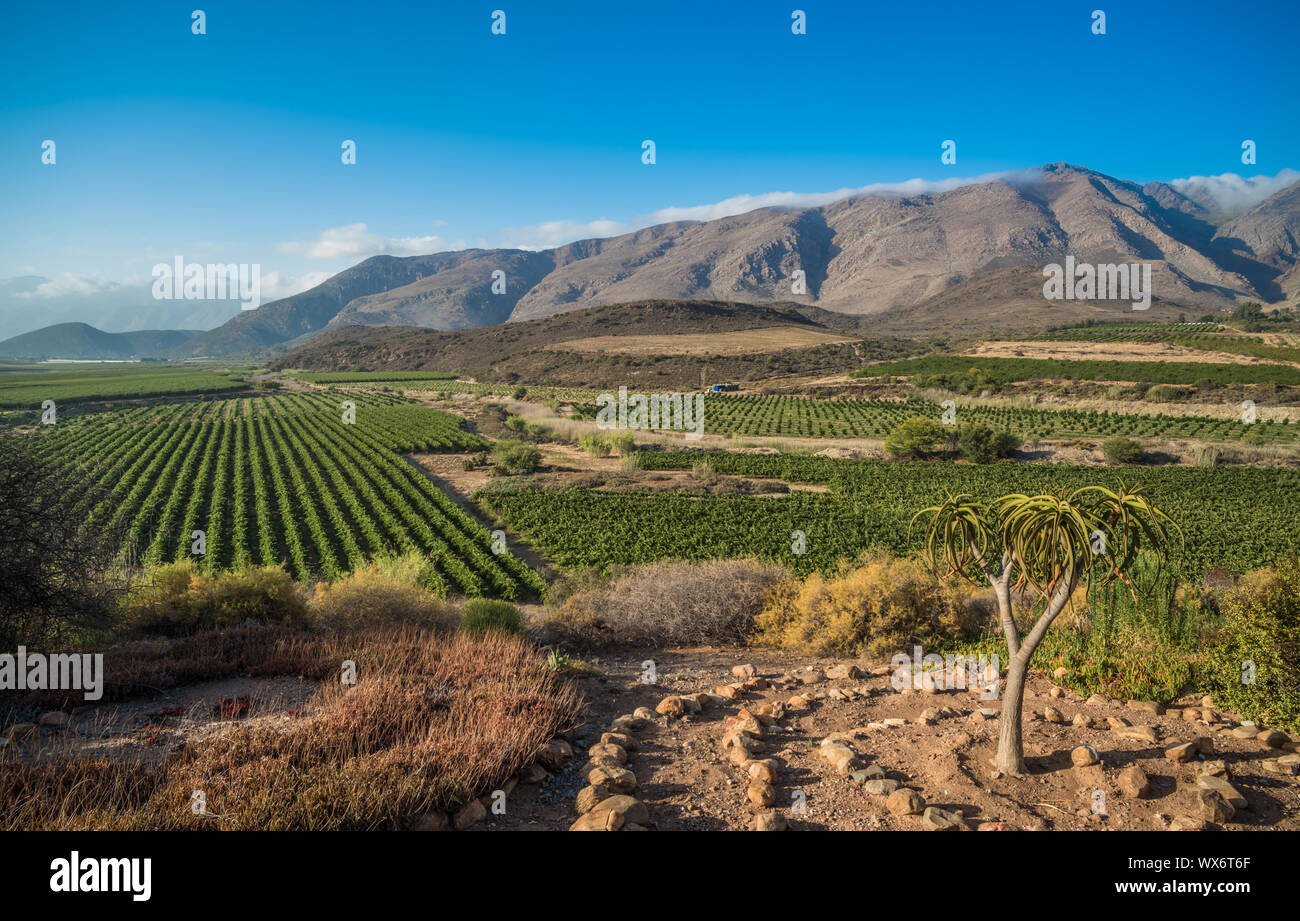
994,569,1078,775
974,545,1019,658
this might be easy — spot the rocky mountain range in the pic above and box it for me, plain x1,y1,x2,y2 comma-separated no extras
13,163,1299,360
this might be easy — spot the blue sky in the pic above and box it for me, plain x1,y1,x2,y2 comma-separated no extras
2,0,1298,308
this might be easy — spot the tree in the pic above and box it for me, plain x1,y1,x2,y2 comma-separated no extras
914,485,1177,774
1101,435,1143,464
884,417,946,458
957,422,1020,463
0,434,128,649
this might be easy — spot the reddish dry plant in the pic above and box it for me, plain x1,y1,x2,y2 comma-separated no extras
0,626,581,830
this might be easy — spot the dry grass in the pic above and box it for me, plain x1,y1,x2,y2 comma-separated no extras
1,626,581,830
546,326,857,356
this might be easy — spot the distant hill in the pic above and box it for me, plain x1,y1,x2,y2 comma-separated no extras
174,163,1300,358
270,299,918,390
0,323,202,360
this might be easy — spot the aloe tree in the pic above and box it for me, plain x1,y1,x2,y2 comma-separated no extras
914,485,1177,775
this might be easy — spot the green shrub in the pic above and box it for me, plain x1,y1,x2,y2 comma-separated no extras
459,599,524,637
1101,435,1144,464
1145,384,1192,403
1200,561,1300,731
310,557,455,631
884,417,947,458
957,422,1020,463
121,561,307,635
579,434,612,457
492,440,541,475
607,432,635,455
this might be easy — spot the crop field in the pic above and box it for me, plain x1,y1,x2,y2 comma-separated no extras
478,451,1300,579
694,394,1296,443
856,355,1300,386
0,364,249,408
288,370,459,384
27,391,545,596
1032,325,1300,364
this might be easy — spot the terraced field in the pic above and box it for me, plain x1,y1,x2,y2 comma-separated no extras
28,391,545,597
1031,324,1300,364
0,365,249,407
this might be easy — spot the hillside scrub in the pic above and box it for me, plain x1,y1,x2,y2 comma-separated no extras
543,558,788,648
310,556,456,632
119,561,308,636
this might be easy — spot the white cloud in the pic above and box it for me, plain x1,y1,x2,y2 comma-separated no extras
278,223,462,260
1168,169,1300,215
497,170,1035,250
18,273,128,298
259,270,333,301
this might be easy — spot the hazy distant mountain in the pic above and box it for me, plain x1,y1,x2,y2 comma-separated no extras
0,276,243,342
0,323,202,360
155,163,1300,357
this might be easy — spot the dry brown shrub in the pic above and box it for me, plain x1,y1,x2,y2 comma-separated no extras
543,558,789,648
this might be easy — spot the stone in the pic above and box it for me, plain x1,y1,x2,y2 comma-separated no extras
1164,742,1197,763
747,779,776,807
1071,745,1099,767
1231,725,1259,740
453,799,487,830
1086,694,1110,706
743,677,770,691
4,723,36,742
587,742,627,764
1182,708,1199,722
1072,713,1095,729
1165,708,1182,720
609,716,640,733
536,739,572,768
1128,700,1164,715
518,762,549,784
732,664,757,678
826,664,863,680
601,731,637,751
785,694,811,710
746,760,779,784
1169,815,1205,831
1049,687,1065,699
1198,789,1234,824
1258,729,1288,748
569,808,623,831
751,810,787,831
656,696,686,718
1043,707,1066,724
594,795,648,826
1117,765,1150,799
1201,695,1214,708
409,811,449,831
921,806,966,830
1193,736,1214,754
757,702,785,721
819,743,861,776
1053,667,1070,679
575,785,605,814
887,788,925,815
850,765,886,784
1196,759,1228,779
587,764,637,794
862,778,901,796
1114,726,1158,743
976,821,1018,831
632,707,656,722
714,685,742,700
38,711,69,729
1106,716,1131,731
1196,775,1246,809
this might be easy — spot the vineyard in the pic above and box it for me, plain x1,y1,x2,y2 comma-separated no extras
1029,324,1300,364
478,451,1300,579
288,370,458,384
855,355,1300,387
27,391,545,598
0,365,249,408
692,394,1297,443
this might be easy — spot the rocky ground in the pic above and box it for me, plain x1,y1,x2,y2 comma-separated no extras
474,648,1300,831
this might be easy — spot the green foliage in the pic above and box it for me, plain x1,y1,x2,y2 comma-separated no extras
1200,560,1300,731
492,440,542,475
857,353,1300,386
578,434,613,457
1102,436,1144,464
120,561,307,635
884,416,947,457
459,599,524,637
957,422,1020,463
